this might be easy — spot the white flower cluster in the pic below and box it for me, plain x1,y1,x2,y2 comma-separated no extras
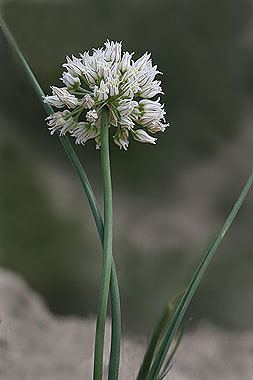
44,40,169,150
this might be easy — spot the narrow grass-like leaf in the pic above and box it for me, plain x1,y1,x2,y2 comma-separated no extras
137,292,183,380
158,320,189,380
0,14,121,379
147,171,253,380
0,12,52,115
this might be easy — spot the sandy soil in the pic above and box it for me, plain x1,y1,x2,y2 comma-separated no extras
0,268,252,380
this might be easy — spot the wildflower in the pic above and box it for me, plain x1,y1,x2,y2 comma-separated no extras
44,40,169,149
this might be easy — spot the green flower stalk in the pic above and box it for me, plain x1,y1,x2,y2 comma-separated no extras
93,107,113,380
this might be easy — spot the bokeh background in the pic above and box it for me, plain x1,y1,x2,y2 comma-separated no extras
0,0,252,336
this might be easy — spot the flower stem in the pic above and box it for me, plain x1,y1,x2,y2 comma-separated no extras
62,136,121,380
94,107,113,380
0,15,121,380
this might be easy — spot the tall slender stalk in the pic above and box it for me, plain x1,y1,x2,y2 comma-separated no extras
0,14,121,379
94,107,113,380
63,136,121,380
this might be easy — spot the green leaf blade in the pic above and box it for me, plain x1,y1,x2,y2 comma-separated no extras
147,171,253,380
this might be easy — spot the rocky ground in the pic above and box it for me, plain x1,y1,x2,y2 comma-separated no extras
0,268,252,380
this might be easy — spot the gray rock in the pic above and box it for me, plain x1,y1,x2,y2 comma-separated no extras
0,268,252,379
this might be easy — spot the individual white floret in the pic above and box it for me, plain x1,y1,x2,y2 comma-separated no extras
104,40,122,62
86,109,99,124
137,66,160,89
120,52,133,72
139,99,166,123
51,86,79,109
84,67,98,85
81,94,95,109
61,72,81,88
80,51,92,67
119,117,135,130
117,99,138,117
146,121,169,133
43,95,65,109
63,55,86,76
94,80,110,101
107,75,120,96
113,128,129,150
46,111,75,135
71,122,99,145
140,80,163,98
132,52,151,71
133,129,157,144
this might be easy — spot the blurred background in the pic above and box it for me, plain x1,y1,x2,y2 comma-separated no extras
0,0,252,336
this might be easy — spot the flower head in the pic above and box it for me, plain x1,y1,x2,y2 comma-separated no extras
44,40,169,149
